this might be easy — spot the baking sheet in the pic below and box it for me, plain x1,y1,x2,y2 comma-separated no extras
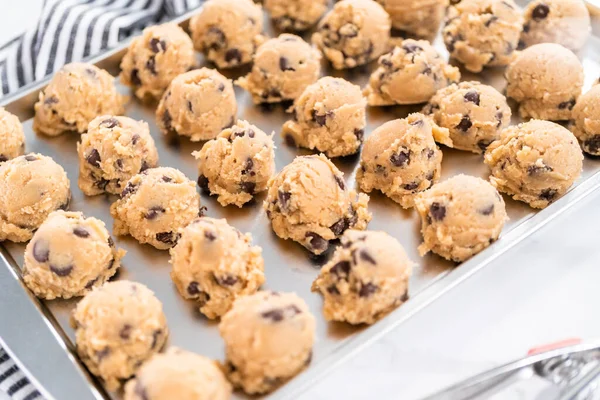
1,1,600,399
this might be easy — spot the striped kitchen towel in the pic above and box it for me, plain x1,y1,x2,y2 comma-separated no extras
0,2,204,398
0,0,203,98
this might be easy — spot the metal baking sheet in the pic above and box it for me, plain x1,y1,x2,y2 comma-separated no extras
1,2,600,399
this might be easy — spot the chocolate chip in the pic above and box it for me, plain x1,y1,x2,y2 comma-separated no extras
114,159,123,171
558,99,576,110
330,219,347,236
187,101,193,113
261,304,301,322
477,140,492,152
279,56,295,71
354,129,364,141
312,110,328,126
131,69,141,86
400,290,409,302
85,277,99,289
330,260,351,277
96,347,110,361
532,3,550,20
456,116,472,132
404,182,419,191
284,134,296,147
151,329,162,349
527,164,553,175
32,241,49,263
130,134,140,145
108,237,114,247
107,258,115,269
390,150,410,167
187,281,200,295
480,204,495,215
44,95,58,105
359,282,378,297
0,155,7,162
278,190,291,211
539,188,558,201
162,176,172,182
205,27,226,50
216,83,225,93
225,48,242,64
496,111,504,128
24,154,37,162
85,67,97,78
197,175,209,192
306,232,328,252
140,160,150,172
242,158,254,175
583,135,600,154
403,43,423,53
149,38,167,53
215,275,238,286
145,56,156,75
73,227,90,238
50,264,73,277
204,230,216,241
424,148,435,159
121,182,139,198
162,109,172,130
247,129,255,138
381,58,393,68
359,250,376,265
485,15,499,27
100,117,119,129
422,64,432,75
429,202,446,221
155,231,180,246
464,91,480,105
334,175,345,190
119,324,132,340
85,149,101,168
145,206,165,220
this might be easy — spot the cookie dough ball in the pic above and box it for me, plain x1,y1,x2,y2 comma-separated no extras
77,116,159,196
312,230,412,325
364,40,460,106
220,291,315,394
124,348,232,400
443,0,523,73
357,113,451,208
571,85,600,155
521,0,591,52
282,77,366,158
110,167,201,250
193,120,275,207
71,281,168,391
190,0,265,69
375,0,447,41
265,0,328,31
120,23,195,101
22,211,125,300
264,155,371,254
0,154,70,243
312,0,391,69
415,174,508,262
33,63,127,136
170,217,265,319
157,68,237,141
236,34,321,104
0,108,25,162
506,43,584,121
485,120,583,209
423,82,511,153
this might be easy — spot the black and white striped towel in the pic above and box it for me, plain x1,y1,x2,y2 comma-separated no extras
0,1,203,398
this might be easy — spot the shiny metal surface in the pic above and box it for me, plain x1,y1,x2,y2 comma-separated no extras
1,1,600,399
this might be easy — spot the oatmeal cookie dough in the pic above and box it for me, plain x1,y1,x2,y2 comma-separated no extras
110,167,201,250
364,39,460,106
71,281,168,391
521,0,591,52
0,154,70,243
124,347,232,400
193,120,275,207
312,230,413,325
282,77,366,158
356,113,451,208
190,0,265,69
170,217,265,319
443,0,523,73
415,174,508,262
506,43,584,121
120,23,195,101
375,0,447,41
485,120,583,209
236,34,321,104
78,116,159,196
0,108,25,162
571,84,600,155
220,291,315,394
264,0,328,31
312,0,391,69
264,154,371,255
157,68,237,141
33,63,127,136
22,211,125,300
423,81,512,153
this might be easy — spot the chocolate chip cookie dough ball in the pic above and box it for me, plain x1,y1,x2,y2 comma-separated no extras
264,0,328,31
78,116,159,196
120,23,195,101
264,154,371,255
193,120,275,207
157,68,237,141
485,120,583,209
357,113,451,208
236,34,321,104
0,108,25,163
170,217,265,319
110,167,201,250
571,85,600,155
312,230,412,325
414,174,508,262
443,0,523,73
423,82,511,153
521,0,591,52
282,77,366,158
124,348,232,400
506,43,583,121
312,0,391,69
22,211,125,300
220,291,315,394
0,154,70,243
375,0,447,41
364,39,460,106
33,63,127,136
190,0,265,69
71,281,168,391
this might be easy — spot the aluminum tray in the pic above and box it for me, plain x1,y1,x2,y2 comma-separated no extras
1,2,600,399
